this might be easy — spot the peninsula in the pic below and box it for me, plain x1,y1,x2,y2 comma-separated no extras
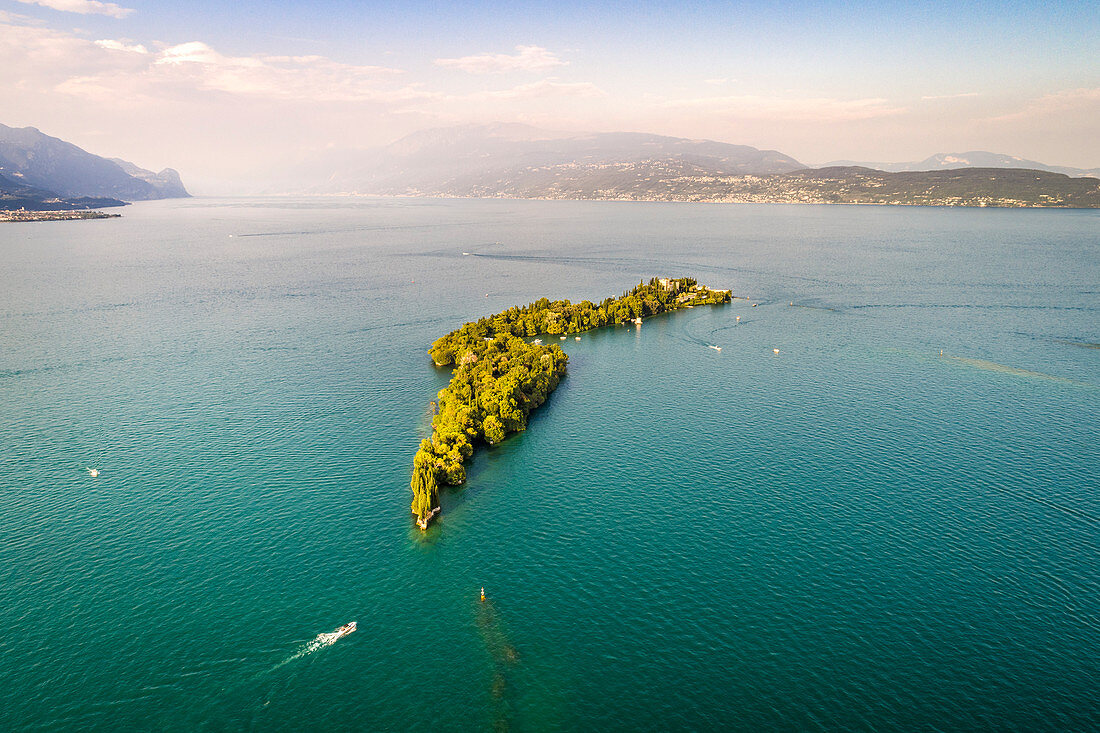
1,209,120,222
410,277,731,528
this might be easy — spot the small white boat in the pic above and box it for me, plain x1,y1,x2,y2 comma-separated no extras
709,345,722,351
334,621,357,638
633,317,643,325
560,336,566,340
574,337,581,341
87,467,99,477
773,348,780,354
533,339,542,345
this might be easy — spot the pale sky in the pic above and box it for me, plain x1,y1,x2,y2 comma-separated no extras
3,0,1098,193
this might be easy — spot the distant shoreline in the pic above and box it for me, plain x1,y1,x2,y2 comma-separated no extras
299,191,1100,210
1,210,121,222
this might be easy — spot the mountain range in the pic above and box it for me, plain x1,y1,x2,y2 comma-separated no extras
820,151,1100,179
277,125,1099,208
0,123,189,210
4,121,1098,210
289,124,805,195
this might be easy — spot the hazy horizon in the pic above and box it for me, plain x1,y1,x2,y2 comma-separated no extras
3,0,1098,194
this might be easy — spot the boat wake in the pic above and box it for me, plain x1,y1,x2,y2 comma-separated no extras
189,621,357,724
269,622,356,672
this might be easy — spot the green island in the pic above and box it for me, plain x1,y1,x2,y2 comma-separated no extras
410,276,731,528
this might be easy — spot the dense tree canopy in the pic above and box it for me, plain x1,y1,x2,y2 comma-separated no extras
411,277,730,526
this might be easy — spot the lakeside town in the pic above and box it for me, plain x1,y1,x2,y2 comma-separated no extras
0,209,120,222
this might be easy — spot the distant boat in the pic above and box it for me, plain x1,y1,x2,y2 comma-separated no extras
560,336,566,340
709,345,722,351
462,252,471,256
633,317,643,325
773,348,780,354
575,337,581,341
86,467,99,477
533,339,542,345
334,621,357,638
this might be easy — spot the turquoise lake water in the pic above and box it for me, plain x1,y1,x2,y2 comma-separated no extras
2,198,1098,730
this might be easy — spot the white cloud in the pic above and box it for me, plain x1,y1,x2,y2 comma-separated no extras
434,45,565,74
18,32,423,104
94,38,147,54
0,9,45,24
150,43,420,102
1,15,130,82
155,41,226,66
985,87,1100,122
468,79,605,101
661,94,906,122
15,0,133,19
921,92,980,101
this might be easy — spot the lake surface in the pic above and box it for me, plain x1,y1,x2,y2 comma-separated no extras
2,197,1098,731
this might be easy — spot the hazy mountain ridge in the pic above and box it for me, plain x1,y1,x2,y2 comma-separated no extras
727,167,1100,207
286,126,1098,207
396,163,1100,208
108,158,190,198
0,123,189,204
821,151,1100,179
296,124,806,194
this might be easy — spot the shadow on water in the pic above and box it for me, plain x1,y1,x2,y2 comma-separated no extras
942,353,1095,388
1009,332,1100,351
1052,339,1100,350
892,347,1097,390
410,374,570,530
476,593,520,732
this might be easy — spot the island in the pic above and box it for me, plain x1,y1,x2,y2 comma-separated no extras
410,276,731,528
